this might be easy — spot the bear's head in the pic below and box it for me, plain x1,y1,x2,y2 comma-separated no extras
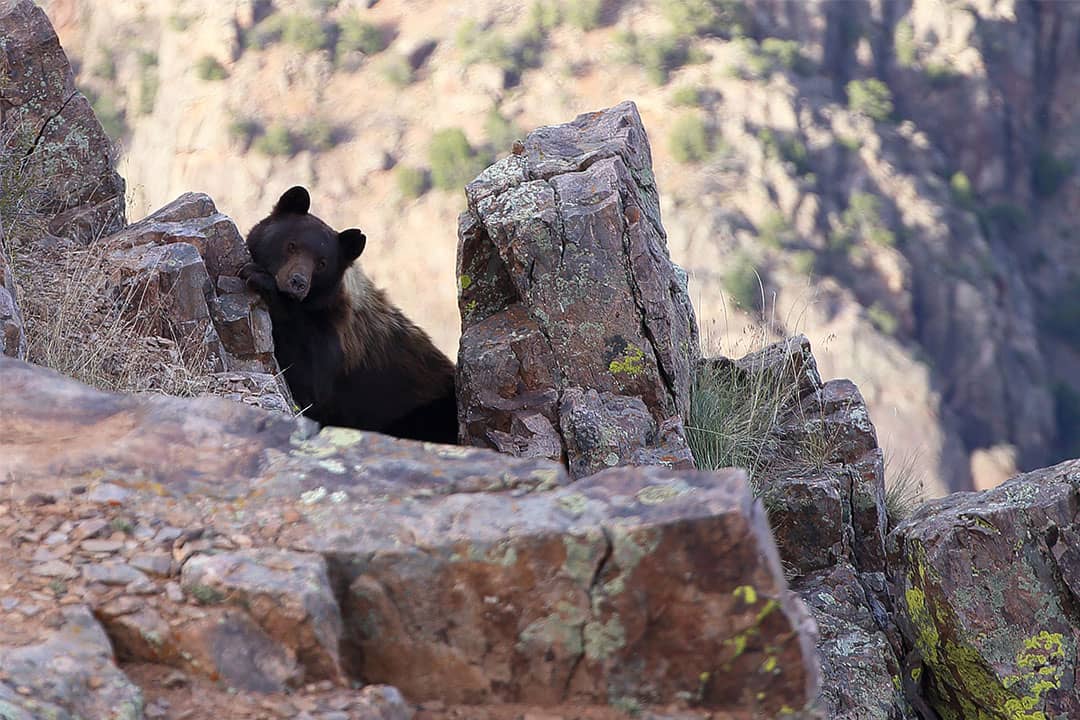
247,186,366,302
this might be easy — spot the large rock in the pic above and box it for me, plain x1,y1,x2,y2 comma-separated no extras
889,458,1080,719
292,466,820,712
104,192,281,380
0,0,125,242
0,357,822,715
457,101,700,478
0,606,144,719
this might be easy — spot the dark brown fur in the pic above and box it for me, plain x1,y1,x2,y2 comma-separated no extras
241,186,457,443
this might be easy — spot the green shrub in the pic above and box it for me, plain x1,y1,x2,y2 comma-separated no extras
566,0,604,30
194,55,228,81
661,0,747,38
138,67,159,115
457,20,548,81
842,192,895,247
616,31,691,85
758,211,795,249
484,108,520,150
757,128,811,176
93,48,116,81
672,85,703,107
378,55,414,86
759,38,809,74
722,253,762,311
137,50,158,70
168,13,194,32
846,78,893,122
894,20,916,67
337,16,387,57
253,124,296,157
527,1,562,33
428,128,491,191
867,303,898,334
925,62,961,89
89,93,126,140
301,119,336,151
228,117,261,151
790,250,816,276
1033,148,1074,198
669,114,710,163
949,171,974,208
247,14,287,49
395,166,430,199
283,15,330,52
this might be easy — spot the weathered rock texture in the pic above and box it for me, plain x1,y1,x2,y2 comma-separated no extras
102,191,292,412
890,458,1080,719
706,335,905,718
0,0,125,242
457,101,700,479
0,356,820,716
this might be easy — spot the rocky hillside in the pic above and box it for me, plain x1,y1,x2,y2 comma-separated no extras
39,0,1080,497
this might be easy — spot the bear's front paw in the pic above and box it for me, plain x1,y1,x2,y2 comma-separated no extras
240,262,275,294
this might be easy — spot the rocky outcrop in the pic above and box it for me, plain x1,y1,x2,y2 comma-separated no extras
0,356,821,716
457,101,700,478
102,191,292,411
889,458,1080,718
0,0,125,242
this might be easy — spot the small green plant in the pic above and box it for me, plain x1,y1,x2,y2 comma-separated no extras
194,55,228,81
1033,148,1074,198
337,16,387,57
949,171,974,208
110,517,134,534
846,78,894,122
168,13,194,32
188,584,226,605
867,303,898,335
89,92,126,140
661,0,747,38
93,47,116,80
283,15,330,52
758,211,795,249
484,107,520,151
253,124,296,157
925,62,961,88
228,117,261,151
721,253,762,312
884,450,924,527
566,0,604,30
669,114,710,163
247,14,286,49
672,85,703,107
138,66,159,115
428,128,492,191
840,192,895,247
790,250,816,276
759,38,809,75
894,20,917,67
527,1,562,34
395,166,430,199
758,128,811,176
378,54,414,86
301,119,336,151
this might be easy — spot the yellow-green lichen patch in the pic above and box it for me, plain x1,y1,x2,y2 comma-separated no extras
733,585,759,606
636,481,691,506
557,492,589,517
608,344,646,377
584,616,626,660
459,274,473,291
317,458,346,474
600,526,661,597
516,600,586,655
529,468,564,492
562,530,605,586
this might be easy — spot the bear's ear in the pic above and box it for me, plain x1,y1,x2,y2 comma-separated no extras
339,228,366,262
273,186,311,216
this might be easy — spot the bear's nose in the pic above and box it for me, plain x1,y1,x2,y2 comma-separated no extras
288,274,308,293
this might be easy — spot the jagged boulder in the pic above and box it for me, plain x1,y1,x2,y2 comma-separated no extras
889,458,1080,718
0,0,126,242
457,101,700,478
0,356,822,716
103,192,290,411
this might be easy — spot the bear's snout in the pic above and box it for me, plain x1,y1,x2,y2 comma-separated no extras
275,258,315,301
287,273,309,296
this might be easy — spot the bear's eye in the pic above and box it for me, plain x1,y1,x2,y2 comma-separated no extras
317,258,328,271
286,242,297,254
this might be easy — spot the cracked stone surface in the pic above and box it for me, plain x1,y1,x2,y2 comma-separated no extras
0,0,126,242
456,101,699,478
889,458,1080,719
1,356,820,716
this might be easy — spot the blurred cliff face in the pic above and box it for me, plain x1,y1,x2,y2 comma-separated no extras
43,0,1080,497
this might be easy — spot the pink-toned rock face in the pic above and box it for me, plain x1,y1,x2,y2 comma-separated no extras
0,0,126,242
456,101,700,478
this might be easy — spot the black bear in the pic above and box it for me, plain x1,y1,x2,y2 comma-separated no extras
241,186,458,444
